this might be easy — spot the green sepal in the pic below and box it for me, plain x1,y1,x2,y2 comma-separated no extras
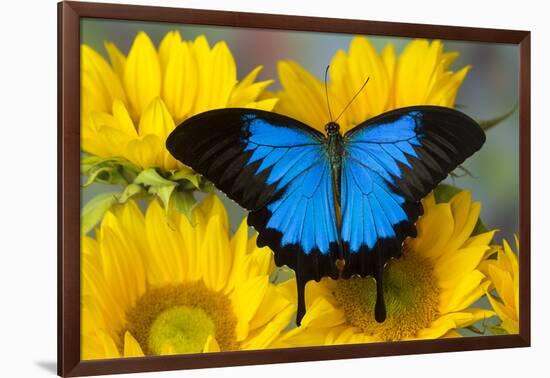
134,168,178,216
488,325,510,335
81,156,140,187
170,166,201,189
118,183,145,203
81,156,213,231
80,184,146,235
134,167,177,187
81,192,119,235
464,325,485,335
171,190,197,220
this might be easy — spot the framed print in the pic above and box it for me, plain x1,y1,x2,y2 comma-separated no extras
58,1,531,376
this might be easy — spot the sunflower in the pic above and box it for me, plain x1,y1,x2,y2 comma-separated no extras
81,195,295,359
480,238,520,334
275,37,470,134
81,30,277,171
273,191,495,346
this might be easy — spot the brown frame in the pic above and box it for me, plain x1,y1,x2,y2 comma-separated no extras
58,1,531,376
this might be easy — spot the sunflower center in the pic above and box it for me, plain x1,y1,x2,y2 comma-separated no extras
148,306,214,355
333,251,439,341
124,281,238,355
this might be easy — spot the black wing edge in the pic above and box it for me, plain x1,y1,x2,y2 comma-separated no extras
341,106,486,321
166,108,336,324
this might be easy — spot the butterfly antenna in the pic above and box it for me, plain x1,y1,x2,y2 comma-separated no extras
335,77,370,122
324,65,334,121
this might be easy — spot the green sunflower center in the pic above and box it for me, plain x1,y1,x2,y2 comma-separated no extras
333,251,439,341
124,281,238,355
148,306,214,355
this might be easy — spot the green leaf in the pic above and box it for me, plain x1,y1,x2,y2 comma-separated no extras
478,104,518,131
472,218,488,236
81,192,118,235
172,190,197,219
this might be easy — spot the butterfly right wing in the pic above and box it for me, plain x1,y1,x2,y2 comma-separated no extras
340,106,486,321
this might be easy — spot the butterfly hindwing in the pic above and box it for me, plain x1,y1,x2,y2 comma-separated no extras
166,109,340,322
340,106,486,281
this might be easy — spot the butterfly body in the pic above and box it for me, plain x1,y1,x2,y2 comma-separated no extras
325,122,345,199
166,106,485,325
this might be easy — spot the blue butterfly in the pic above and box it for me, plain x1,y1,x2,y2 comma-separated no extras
166,105,485,325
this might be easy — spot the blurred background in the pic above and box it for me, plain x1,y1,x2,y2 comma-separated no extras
81,18,519,250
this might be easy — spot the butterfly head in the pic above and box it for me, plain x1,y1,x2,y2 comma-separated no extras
325,121,340,135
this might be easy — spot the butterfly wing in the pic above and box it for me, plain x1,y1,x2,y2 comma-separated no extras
166,109,340,323
340,106,486,321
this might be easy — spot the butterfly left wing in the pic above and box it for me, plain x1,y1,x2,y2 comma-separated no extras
340,106,486,321
166,109,340,324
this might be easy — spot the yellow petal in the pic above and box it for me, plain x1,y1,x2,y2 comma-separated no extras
241,298,296,350
99,331,122,359
143,199,185,286
439,270,489,313
104,41,127,81
346,36,390,122
248,283,294,331
138,97,176,139
123,31,161,116
197,194,230,231
244,98,278,111
381,43,396,95
203,335,221,353
463,230,496,248
201,215,232,292
488,264,515,308
225,219,250,292
395,40,443,106
444,192,481,253
158,30,182,74
162,40,198,121
409,202,454,259
276,60,328,131
123,331,145,357
230,66,274,106
300,297,346,328
502,239,519,279
231,275,270,341
204,41,237,109
125,134,164,169
112,99,138,137
435,245,489,288
81,44,127,115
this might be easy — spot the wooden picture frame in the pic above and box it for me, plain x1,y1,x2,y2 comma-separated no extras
58,1,531,376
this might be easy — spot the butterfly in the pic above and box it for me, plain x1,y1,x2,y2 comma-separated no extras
166,104,485,325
